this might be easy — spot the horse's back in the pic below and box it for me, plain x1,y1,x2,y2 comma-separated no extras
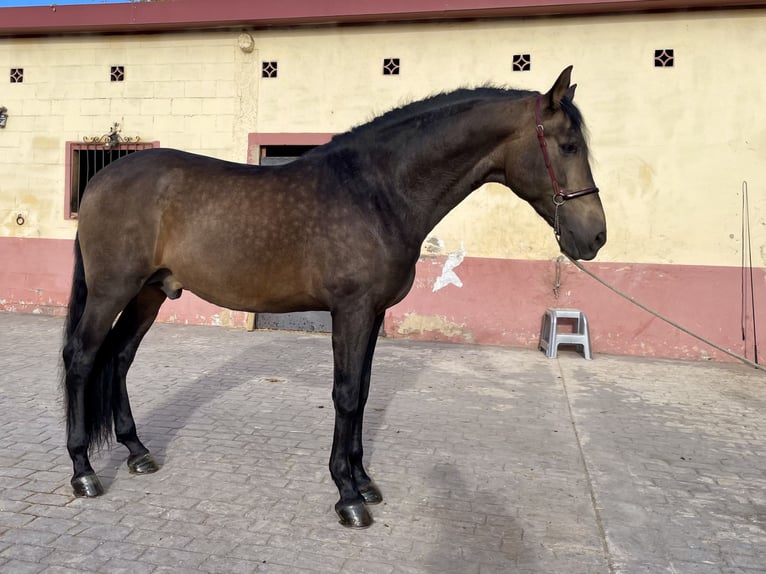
78,148,287,240
82,148,256,203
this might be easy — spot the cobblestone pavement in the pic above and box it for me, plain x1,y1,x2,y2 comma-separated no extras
0,312,764,574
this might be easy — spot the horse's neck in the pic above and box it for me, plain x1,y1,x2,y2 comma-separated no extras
384,98,528,245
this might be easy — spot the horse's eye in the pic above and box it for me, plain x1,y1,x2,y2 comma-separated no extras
560,143,578,155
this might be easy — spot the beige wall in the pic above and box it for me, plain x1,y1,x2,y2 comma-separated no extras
1,10,764,267
0,32,256,240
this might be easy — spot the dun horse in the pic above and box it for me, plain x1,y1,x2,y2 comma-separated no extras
62,67,606,527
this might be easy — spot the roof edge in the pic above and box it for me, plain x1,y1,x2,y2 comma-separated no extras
1,0,765,37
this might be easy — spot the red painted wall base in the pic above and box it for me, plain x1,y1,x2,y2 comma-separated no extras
0,237,249,327
386,255,765,362
2,237,763,362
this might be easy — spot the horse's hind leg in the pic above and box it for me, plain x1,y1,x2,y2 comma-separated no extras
109,286,166,474
64,294,132,497
349,313,384,505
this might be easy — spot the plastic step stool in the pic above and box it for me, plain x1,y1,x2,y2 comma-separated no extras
539,308,592,360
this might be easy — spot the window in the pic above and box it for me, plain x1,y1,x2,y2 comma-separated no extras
259,144,317,166
512,54,531,71
654,49,674,67
65,140,158,219
383,58,400,75
261,61,278,78
110,65,125,81
248,134,334,165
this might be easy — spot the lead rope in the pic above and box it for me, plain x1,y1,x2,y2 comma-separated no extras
562,255,764,372
553,198,564,242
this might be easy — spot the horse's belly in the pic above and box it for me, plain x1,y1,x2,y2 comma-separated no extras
202,294,326,314
172,264,326,314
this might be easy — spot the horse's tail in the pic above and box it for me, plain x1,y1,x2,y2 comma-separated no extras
64,233,87,339
63,234,115,450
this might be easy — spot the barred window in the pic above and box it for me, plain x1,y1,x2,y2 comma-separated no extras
65,141,158,218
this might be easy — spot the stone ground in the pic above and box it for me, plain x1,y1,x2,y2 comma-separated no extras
0,312,764,574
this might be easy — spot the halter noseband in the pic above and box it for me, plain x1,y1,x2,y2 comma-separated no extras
534,95,599,207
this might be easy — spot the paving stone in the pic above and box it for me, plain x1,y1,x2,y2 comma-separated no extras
139,546,208,569
39,547,109,571
0,559,46,573
99,557,157,574
125,528,194,550
24,517,79,536
0,527,59,546
340,559,395,573
38,566,88,574
0,542,53,562
199,554,259,574
24,494,71,507
46,533,101,553
0,510,35,528
91,540,148,562
72,508,126,526
2,313,765,574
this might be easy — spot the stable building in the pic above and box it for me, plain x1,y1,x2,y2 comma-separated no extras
0,0,764,361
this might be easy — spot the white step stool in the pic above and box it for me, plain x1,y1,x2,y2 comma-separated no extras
539,308,593,360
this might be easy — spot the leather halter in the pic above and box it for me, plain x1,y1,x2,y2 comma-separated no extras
534,95,599,206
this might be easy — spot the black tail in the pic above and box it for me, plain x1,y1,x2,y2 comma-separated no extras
63,234,116,451
64,234,87,339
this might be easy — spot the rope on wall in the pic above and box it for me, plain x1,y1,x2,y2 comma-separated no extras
741,180,759,364
565,255,764,372
553,256,563,298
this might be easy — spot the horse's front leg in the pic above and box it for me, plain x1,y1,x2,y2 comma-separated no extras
329,306,379,528
349,313,384,506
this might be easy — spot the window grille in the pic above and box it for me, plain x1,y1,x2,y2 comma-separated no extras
383,58,400,75
654,49,674,67
110,66,125,81
262,61,278,78
512,54,531,71
66,137,157,218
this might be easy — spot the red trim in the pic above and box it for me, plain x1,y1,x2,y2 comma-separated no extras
248,133,335,146
64,142,75,220
2,0,764,36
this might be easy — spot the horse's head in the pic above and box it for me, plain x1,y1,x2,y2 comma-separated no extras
504,67,606,261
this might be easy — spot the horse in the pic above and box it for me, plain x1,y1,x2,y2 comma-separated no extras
61,66,606,528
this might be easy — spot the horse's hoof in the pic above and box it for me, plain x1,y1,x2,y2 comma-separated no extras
335,501,373,528
127,453,159,475
359,482,383,505
71,474,104,498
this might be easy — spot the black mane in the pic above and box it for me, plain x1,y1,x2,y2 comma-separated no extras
313,85,584,153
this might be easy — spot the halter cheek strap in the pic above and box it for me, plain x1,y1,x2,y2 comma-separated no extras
534,95,599,205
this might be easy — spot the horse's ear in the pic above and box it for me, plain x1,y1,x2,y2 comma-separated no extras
566,84,577,102
545,65,573,110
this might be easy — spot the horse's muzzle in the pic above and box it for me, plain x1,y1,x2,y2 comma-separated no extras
558,225,606,261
